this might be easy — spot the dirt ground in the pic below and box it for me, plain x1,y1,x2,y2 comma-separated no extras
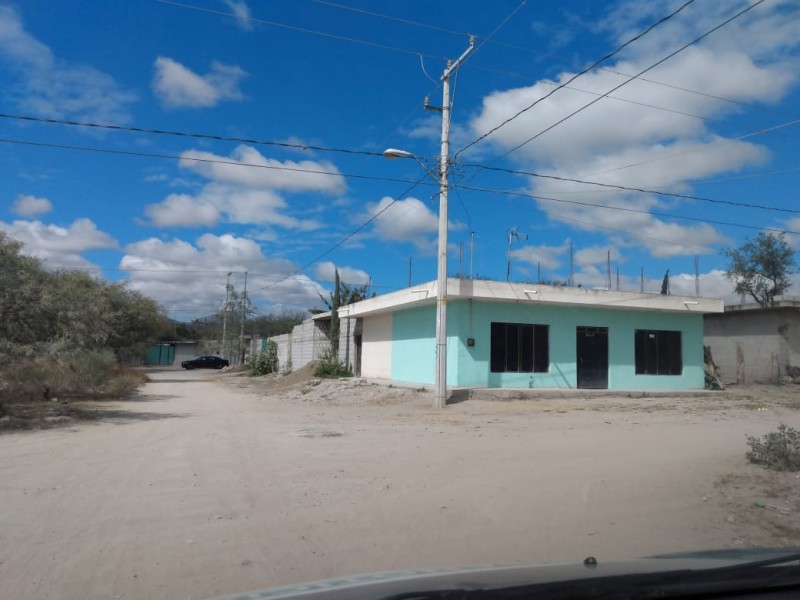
1,369,799,600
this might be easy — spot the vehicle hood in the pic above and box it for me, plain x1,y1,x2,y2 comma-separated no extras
212,547,800,600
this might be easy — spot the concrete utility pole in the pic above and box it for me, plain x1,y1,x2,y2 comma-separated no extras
431,39,474,408
239,271,248,365
222,271,232,360
383,37,474,408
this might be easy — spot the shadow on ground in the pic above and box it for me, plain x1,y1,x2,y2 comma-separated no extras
0,400,187,433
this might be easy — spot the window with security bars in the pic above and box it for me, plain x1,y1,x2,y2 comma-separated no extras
490,323,549,373
634,330,682,375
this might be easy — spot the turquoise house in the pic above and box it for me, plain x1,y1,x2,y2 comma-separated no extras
344,278,723,391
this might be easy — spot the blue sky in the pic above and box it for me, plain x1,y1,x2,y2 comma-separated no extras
1,0,798,319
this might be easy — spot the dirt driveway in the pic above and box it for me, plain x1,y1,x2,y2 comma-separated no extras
1,370,799,600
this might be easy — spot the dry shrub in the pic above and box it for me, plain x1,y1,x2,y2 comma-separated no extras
0,351,147,402
746,424,800,471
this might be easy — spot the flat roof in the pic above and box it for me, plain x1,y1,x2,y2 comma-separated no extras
339,278,724,318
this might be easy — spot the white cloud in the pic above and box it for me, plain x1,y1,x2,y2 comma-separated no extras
573,245,622,268
0,6,136,123
222,0,252,31
367,196,439,249
467,0,800,259
152,57,247,108
120,233,325,314
314,261,371,286
146,145,342,229
0,218,117,269
145,182,322,229
510,242,569,270
145,193,221,228
11,194,53,217
179,145,346,194
785,220,800,250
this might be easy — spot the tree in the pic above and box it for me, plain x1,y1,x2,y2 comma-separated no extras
660,269,670,295
724,232,796,307
318,270,374,354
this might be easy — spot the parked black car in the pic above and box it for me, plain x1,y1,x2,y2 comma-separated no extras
181,356,229,370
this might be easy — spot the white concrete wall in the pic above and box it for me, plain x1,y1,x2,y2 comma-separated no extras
361,312,392,379
173,343,199,365
270,333,291,370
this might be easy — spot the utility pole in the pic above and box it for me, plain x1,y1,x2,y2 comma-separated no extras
222,271,232,360
430,38,475,409
239,271,248,366
383,37,474,408
694,255,700,297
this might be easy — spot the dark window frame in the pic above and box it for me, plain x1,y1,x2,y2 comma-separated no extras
490,322,549,373
634,329,682,375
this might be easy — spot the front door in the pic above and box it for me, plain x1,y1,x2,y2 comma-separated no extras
576,326,608,389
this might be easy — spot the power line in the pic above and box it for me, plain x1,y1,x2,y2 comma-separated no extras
309,0,547,60
471,0,528,57
0,137,437,188
249,175,430,294
454,0,697,158
452,182,800,236
311,0,782,126
0,112,385,158
460,162,800,215
156,0,448,61
583,116,800,179
481,0,768,163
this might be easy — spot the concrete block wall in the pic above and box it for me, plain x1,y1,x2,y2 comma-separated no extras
704,307,800,384
255,316,359,374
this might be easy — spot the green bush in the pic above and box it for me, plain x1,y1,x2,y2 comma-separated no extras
746,424,800,471
313,345,352,378
250,341,279,376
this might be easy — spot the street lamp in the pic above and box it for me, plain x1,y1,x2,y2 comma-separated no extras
383,37,474,409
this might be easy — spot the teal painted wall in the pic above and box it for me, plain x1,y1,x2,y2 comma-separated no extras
391,304,461,385
389,300,705,389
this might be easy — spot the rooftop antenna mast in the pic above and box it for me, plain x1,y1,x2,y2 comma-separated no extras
568,240,574,287
506,226,527,282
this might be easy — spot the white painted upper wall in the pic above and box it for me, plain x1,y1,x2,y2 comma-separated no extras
360,312,392,379
344,278,723,318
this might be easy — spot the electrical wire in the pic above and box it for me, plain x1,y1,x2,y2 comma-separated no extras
0,112,386,158
452,182,800,236
156,0,448,60
0,137,437,188
583,116,800,179
248,174,430,294
459,162,800,215
308,0,556,61
310,0,785,124
471,0,528,57
4,133,793,222
454,0,697,158
480,0,768,163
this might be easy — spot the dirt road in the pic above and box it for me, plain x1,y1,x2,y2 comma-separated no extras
1,371,799,599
